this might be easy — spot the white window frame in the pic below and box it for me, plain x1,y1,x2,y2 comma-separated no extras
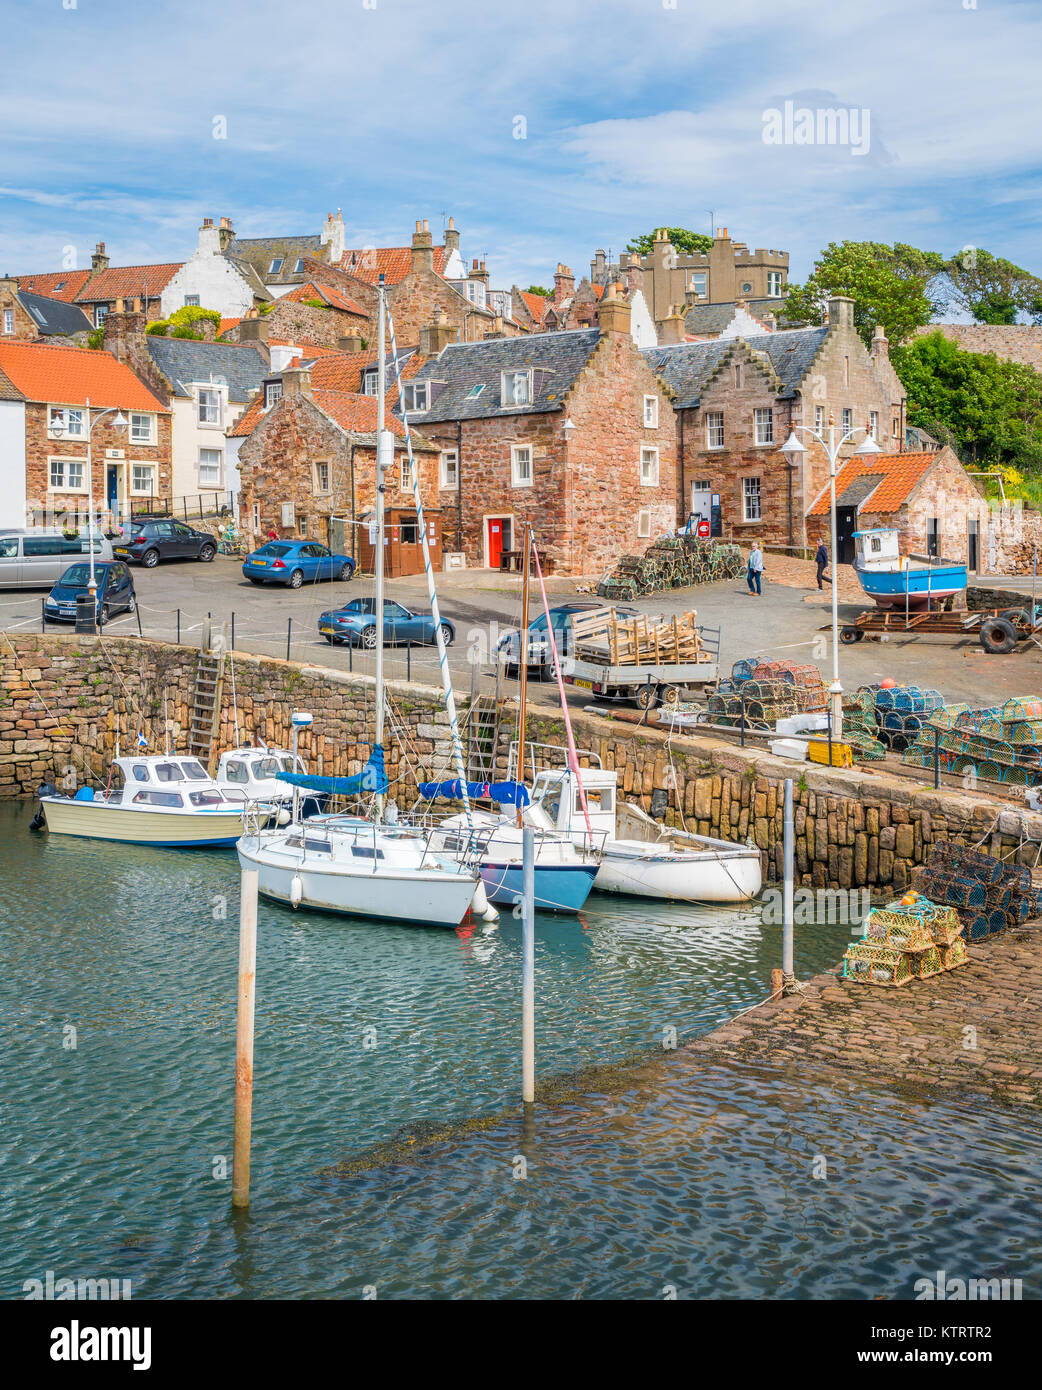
399,457,415,491
501,370,533,408
511,444,533,488
48,456,87,493
281,502,295,528
640,446,660,487
198,448,223,488
269,258,284,274
742,476,762,523
767,270,783,297
183,295,200,308
637,509,652,539
814,405,825,433
2,307,13,335
690,273,707,298
129,412,155,445
893,416,901,438
869,410,879,442
48,405,86,440
264,382,283,410
94,305,109,328
439,449,458,489
754,408,773,446
362,370,378,397
197,387,222,427
130,462,156,496
643,394,659,429
313,461,331,495
706,411,724,450
842,407,853,435
402,381,429,413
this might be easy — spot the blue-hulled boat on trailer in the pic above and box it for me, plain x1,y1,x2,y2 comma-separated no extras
853,528,968,610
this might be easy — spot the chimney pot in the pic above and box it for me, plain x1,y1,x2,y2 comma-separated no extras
423,219,429,233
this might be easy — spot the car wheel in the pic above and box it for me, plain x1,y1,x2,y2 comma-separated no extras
248,577,264,586
361,625,379,650
337,562,354,581
141,549,159,568
324,635,334,644
126,593,137,614
288,569,304,590
99,603,110,627
199,543,216,563
436,622,453,647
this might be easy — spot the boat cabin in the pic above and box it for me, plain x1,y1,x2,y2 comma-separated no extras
90,755,247,809
853,528,901,572
216,746,304,797
528,767,619,838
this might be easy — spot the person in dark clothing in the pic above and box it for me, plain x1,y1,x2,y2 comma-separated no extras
815,537,830,591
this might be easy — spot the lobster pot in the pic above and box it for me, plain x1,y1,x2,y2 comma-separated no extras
913,869,985,911
732,657,765,683
927,704,971,731
1002,696,1042,722
939,938,969,971
842,942,915,986
912,945,944,980
862,910,936,951
966,912,993,941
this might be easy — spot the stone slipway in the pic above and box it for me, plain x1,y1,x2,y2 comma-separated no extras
684,925,1042,1108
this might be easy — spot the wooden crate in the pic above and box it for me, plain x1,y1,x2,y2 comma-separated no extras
571,607,708,666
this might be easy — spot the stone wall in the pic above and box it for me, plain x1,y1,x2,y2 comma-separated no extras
264,298,367,350
912,323,1042,373
3,636,1039,885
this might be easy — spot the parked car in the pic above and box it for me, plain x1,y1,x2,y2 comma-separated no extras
44,560,136,626
243,541,355,589
114,519,217,567
497,601,637,677
0,529,112,589
318,598,454,649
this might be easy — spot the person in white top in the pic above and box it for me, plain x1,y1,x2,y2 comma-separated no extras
747,542,764,596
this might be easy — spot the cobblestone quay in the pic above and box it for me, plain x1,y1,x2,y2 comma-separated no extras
684,926,1042,1108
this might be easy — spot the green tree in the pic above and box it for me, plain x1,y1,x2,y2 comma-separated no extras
783,241,945,346
937,248,1042,325
625,227,713,257
145,304,222,339
524,285,551,297
892,331,1042,472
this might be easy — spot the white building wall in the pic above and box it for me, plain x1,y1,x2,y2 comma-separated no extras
628,290,657,349
161,225,257,318
0,399,27,527
169,389,249,504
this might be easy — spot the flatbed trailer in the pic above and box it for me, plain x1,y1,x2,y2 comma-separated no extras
564,656,720,709
836,604,1041,654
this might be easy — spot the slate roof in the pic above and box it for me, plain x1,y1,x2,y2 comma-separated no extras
683,298,789,336
806,453,945,517
17,290,92,336
0,341,168,411
225,235,322,288
222,253,273,301
645,327,829,408
404,328,602,422
144,336,269,402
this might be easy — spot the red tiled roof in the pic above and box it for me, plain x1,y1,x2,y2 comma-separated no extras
309,349,379,391
218,317,241,339
227,394,264,438
269,339,351,358
312,389,413,438
519,291,549,323
806,452,940,517
336,245,449,286
16,271,91,303
592,284,605,301
282,281,368,316
75,263,182,302
0,341,168,410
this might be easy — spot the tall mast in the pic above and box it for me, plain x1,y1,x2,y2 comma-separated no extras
373,275,389,821
516,522,531,828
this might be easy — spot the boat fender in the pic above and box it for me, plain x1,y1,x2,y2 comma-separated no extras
276,807,292,827
472,878,499,923
290,874,303,909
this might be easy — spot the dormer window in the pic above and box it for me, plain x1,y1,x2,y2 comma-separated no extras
268,258,284,274
362,369,378,396
264,381,283,409
402,381,429,413
466,384,486,399
293,258,304,273
501,370,532,407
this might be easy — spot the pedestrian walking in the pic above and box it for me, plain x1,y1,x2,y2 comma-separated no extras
747,541,764,596
815,536,830,591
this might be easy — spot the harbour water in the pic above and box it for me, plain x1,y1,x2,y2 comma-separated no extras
2,801,1040,1300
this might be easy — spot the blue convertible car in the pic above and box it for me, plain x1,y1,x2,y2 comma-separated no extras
243,541,355,588
318,598,455,649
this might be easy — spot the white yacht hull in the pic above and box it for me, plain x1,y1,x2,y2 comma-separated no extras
40,797,245,846
592,839,762,902
237,840,479,928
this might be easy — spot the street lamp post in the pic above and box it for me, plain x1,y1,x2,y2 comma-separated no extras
779,417,881,740
52,398,128,601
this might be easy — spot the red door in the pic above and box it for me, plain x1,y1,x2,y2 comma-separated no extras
487,518,503,569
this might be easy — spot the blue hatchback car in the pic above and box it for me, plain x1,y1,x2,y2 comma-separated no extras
242,541,356,589
318,598,455,649
44,560,136,626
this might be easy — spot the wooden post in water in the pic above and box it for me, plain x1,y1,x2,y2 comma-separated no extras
782,778,795,986
232,868,259,1209
521,825,535,1106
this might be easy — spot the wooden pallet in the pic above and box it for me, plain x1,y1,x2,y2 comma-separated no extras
571,607,710,666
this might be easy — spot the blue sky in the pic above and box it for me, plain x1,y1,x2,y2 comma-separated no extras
3,0,1040,295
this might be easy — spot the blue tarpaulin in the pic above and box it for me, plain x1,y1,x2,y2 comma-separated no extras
276,745,388,796
418,778,530,806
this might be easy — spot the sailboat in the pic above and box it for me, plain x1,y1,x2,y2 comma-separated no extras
236,279,488,929
424,522,601,914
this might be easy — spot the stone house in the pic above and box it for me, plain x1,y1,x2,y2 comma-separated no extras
805,444,1042,575
646,297,905,549
398,288,677,575
232,364,439,555
0,278,92,341
101,310,269,510
0,339,171,529
18,243,181,328
161,219,271,320
519,265,658,348
595,226,790,326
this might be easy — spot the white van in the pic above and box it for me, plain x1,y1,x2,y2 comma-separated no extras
0,530,114,589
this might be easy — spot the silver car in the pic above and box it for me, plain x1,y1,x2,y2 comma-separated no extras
0,529,113,589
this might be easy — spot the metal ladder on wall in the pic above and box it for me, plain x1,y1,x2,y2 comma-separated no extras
188,649,224,771
465,660,503,783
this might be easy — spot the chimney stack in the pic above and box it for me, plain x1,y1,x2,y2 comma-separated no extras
657,303,686,345
553,263,575,306
91,242,109,273
411,219,434,274
280,365,312,399
444,216,460,253
827,296,856,331
337,333,365,353
597,282,631,339
419,310,455,357
238,314,269,345
871,322,890,360
217,216,235,252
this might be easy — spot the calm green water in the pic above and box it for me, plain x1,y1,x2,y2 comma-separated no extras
1,801,1040,1299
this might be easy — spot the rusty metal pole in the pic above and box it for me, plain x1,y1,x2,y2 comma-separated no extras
232,867,259,1209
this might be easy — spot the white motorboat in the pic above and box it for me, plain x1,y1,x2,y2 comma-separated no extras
215,744,319,817
35,753,249,847
525,763,762,903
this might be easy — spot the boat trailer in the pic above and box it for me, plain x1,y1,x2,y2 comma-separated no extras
835,603,1042,654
